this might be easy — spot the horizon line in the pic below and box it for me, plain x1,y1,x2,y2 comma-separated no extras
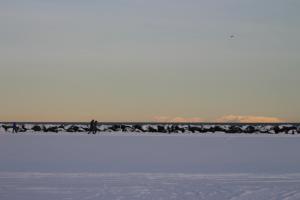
1,121,299,125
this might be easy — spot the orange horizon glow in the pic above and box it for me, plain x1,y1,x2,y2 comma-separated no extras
0,115,292,123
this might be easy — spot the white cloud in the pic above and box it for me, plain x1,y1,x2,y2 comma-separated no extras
216,115,283,123
154,115,284,123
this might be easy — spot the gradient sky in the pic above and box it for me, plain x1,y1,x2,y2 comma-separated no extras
0,0,299,122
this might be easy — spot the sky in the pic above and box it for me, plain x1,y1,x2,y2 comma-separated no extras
0,0,299,122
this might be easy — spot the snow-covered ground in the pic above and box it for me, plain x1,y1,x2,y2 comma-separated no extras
1,172,300,200
1,132,300,199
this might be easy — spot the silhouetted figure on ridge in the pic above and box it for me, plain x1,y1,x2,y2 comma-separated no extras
93,121,98,134
88,120,95,134
12,122,18,133
88,120,98,134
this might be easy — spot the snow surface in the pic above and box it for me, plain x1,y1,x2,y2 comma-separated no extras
1,172,300,200
1,132,300,199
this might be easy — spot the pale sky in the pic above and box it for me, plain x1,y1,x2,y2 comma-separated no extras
0,0,299,122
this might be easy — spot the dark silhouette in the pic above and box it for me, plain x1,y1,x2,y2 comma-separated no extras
88,120,98,134
93,121,98,134
32,125,42,132
88,120,95,134
19,124,27,132
2,125,11,132
12,122,18,133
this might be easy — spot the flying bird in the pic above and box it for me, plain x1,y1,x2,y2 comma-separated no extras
229,35,235,39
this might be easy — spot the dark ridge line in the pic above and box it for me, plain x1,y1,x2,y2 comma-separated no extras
2,122,299,134
1,122,300,126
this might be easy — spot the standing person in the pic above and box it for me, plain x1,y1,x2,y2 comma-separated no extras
88,120,95,134
12,122,18,133
93,121,98,134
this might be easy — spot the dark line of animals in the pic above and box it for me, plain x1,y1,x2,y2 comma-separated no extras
1,123,300,134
